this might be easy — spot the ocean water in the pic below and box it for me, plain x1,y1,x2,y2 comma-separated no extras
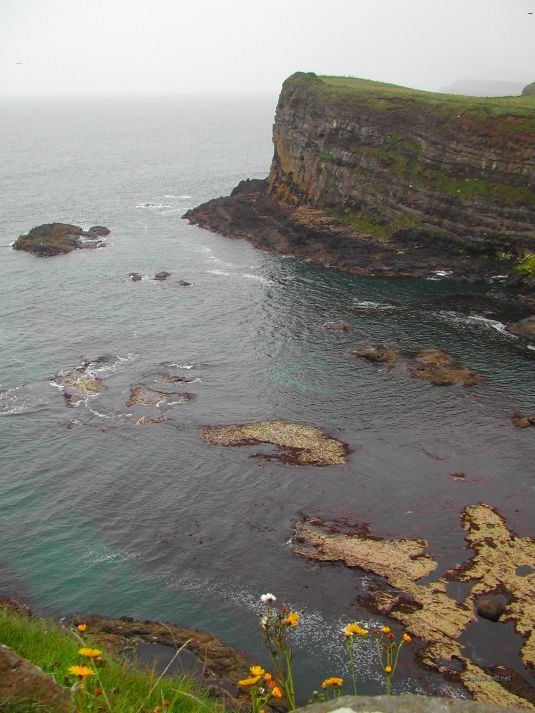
1,96,534,700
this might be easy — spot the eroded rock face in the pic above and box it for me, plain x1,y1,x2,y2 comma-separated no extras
292,504,535,709
202,419,349,465
185,74,535,305
0,644,73,713
13,223,109,257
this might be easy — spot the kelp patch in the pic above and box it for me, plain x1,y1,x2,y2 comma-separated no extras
202,419,349,465
293,504,535,709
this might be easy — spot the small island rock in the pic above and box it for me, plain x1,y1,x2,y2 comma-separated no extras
13,223,110,257
153,271,171,281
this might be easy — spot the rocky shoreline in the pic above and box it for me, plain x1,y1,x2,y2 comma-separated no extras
183,179,535,324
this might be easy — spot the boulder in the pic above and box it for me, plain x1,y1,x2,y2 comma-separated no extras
354,347,400,365
476,593,507,622
410,349,480,386
128,272,142,281
507,315,535,340
178,279,192,286
0,644,73,713
153,271,171,281
511,413,535,429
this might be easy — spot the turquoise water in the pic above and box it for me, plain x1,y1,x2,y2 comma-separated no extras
1,96,534,699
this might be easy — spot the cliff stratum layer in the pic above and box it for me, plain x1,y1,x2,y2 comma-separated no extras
185,73,535,293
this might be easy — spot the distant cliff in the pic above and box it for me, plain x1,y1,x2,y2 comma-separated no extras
185,73,535,303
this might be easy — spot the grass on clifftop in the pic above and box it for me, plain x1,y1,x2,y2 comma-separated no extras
288,72,535,125
0,607,221,713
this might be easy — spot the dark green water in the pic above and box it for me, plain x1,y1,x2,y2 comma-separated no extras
1,96,534,699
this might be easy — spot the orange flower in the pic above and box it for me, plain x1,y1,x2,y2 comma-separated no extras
238,675,261,687
384,665,392,673
78,647,102,659
344,623,368,638
249,665,265,677
387,633,394,640
403,633,412,642
381,626,391,634
95,688,104,696
271,686,283,699
264,672,272,682
285,612,300,627
68,665,94,679
322,677,343,688
77,623,87,633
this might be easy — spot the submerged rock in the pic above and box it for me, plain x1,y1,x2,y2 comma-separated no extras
410,349,480,386
126,384,194,408
507,315,535,340
202,419,349,465
13,223,109,257
53,363,103,406
322,320,352,332
178,279,192,286
354,346,400,365
128,272,143,281
476,594,507,622
153,271,171,281
512,413,535,429
136,414,167,425
292,504,535,708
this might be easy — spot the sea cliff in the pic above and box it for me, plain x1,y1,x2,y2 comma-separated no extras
185,73,535,310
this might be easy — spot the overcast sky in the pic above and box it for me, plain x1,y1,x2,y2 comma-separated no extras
1,0,534,97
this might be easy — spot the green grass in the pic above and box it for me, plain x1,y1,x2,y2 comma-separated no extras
286,72,535,130
514,252,535,275
0,608,222,713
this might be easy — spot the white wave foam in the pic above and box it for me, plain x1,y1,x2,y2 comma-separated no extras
206,269,230,276
426,269,453,281
527,344,535,351
135,202,172,210
242,273,273,285
86,353,137,377
354,300,396,311
83,546,140,564
435,311,513,336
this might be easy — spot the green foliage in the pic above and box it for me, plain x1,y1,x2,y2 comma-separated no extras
337,208,422,241
514,252,535,275
0,608,220,713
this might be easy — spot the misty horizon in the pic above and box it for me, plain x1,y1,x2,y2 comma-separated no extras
2,0,534,99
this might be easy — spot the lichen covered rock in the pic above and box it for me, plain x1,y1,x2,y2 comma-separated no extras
292,503,535,708
409,349,480,386
202,419,349,465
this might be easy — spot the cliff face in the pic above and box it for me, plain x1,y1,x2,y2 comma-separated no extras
185,73,535,307
268,73,535,253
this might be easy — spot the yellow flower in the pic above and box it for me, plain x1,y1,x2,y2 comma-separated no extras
238,675,261,687
249,665,265,677
77,623,87,633
78,647,102,659
381,626,391,634
68,665,95,679
271,686,283,699
344,623,368,637
285,612,300,627
322,677,343,688
403,633,412,642
384,665,392,673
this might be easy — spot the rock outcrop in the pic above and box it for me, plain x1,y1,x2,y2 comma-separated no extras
185,73,535,306
13,223,109,256
523,82,535,97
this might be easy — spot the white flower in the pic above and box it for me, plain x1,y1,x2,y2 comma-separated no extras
260,592,276,604
260,615,268,629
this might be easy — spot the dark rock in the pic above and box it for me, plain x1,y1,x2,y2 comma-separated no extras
476,593,507,622
0,644,73,713
128,272,142,281
507,315,535,340
13,223,109,257
178,279,192,286
153,271,171,281
322,320,352,332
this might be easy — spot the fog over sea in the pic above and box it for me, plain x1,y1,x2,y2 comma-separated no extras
1,96,534,699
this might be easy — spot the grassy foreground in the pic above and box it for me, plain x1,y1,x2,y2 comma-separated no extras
0,606,223,713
